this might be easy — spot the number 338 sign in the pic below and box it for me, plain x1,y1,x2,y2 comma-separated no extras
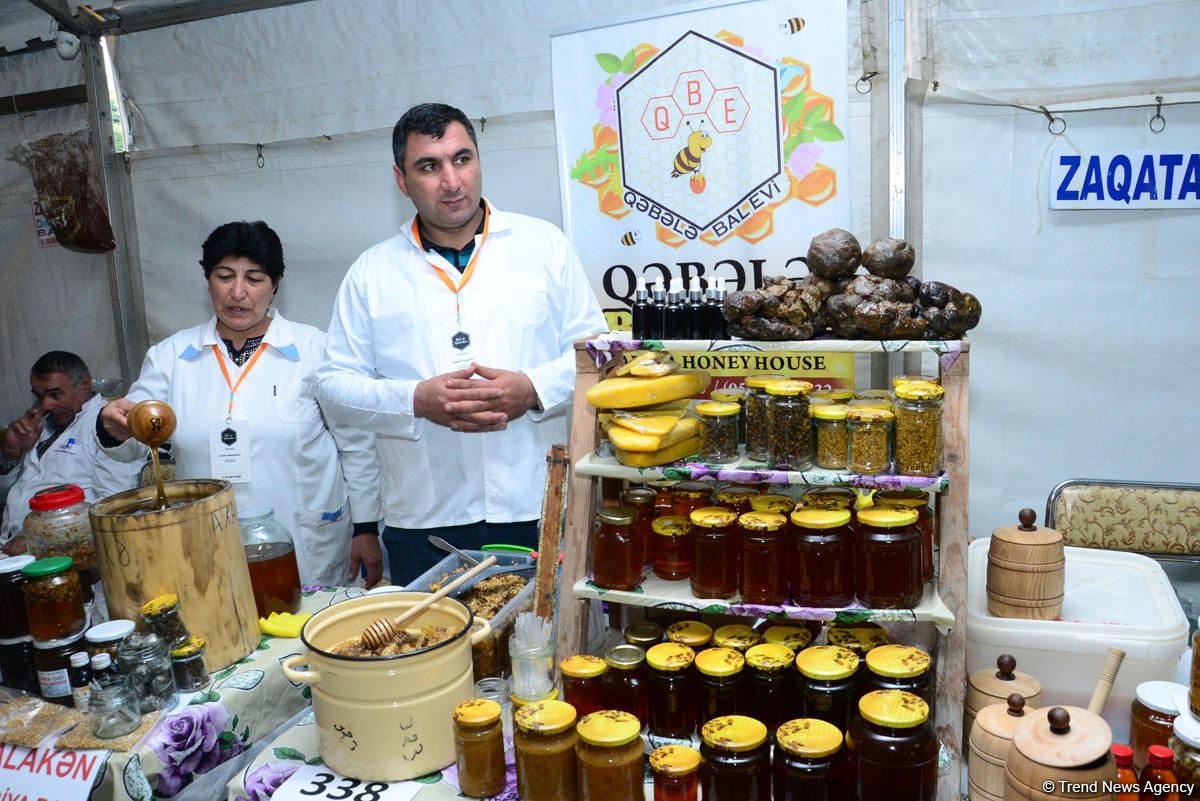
271,763,421,801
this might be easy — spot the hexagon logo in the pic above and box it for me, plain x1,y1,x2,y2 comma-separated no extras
616,30,781,236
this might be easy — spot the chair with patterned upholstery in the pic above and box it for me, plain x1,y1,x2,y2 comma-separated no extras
1045,479,1200,561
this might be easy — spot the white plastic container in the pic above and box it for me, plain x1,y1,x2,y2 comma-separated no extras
967,539,1188,745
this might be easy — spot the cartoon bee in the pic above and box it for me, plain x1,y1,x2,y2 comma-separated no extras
780,17,805,34
671,121,712,178
619,229,642,246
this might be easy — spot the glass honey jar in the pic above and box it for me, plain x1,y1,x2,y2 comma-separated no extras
700,715,771,801
893,382,944,477
620,487,656,567
646,643,697,738
650,744,700,801
789,506,855,608
862,644,934,709
695,401,740,464
745,643,795,742
671,481,713,518
744,374,785,462
811,403,850,470
21,556,86,642
794,645,860,732
624,621,663,649
873,490,935,583
709,388,747,448
1130,681,1183,771
575,710,644,801
846,690,938,801
713,624,760,654
773,717,853,801
602,644,648,724
689,507,740,600
453,698,506,798
561,654,609,719
695,647,745,728
514,699,579,801
891,374,939,399
738,511,788,605
652,516,693,581
847,407,894,475
593,506,640,591
0,555,35,639
666,620,712,651
765,380,814,471
649,480,679,515
856,507,923,608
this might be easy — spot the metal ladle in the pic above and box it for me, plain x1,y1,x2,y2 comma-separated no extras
127,399,176,510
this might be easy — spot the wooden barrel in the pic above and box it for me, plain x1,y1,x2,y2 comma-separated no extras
1004,706,1116,801
90,479,259,671
987,509,1064,620
969,694,1031,801
965,655,1043,752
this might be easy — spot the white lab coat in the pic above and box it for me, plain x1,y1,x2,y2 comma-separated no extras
317,200,607,529
102,311,382,586
1,394,144,542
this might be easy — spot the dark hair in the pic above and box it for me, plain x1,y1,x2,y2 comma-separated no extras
31,351,89,385
199,221,285,285
392,103,478,172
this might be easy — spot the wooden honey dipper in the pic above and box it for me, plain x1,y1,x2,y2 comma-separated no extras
127,399,177,510
360,555,497,649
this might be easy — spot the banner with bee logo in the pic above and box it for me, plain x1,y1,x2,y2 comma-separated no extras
550,0,850,332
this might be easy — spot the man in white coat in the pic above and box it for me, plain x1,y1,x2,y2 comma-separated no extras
317,102,607,585
1,351,143,555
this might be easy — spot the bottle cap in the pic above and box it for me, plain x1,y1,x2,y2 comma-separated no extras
1111,744,1133,766
28,484,86,511
90,652,112,670
21,556,75,577
69,651,90,668
1147,744,1174,768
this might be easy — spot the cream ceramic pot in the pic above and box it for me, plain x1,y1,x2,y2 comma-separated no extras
281,592,491,781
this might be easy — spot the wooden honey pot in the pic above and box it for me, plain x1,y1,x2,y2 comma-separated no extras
987,508,1065,620
1004,705,1116,801
969,693,1030,801
965,654,1043,750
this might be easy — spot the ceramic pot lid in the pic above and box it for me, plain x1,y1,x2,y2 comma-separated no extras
1011,705,1112,769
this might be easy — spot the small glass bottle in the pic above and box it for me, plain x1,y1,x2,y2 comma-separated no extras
561,655,608,719
646,642,697,738
699,715,771,801
239,507,302,617
513,699,579,801
1130,681,1183,771
874,491,935,583
575,710,643,801
846,691,938,801
748,494,797,516
811,404,850,469
90,651,120,686
789,506,855,608
773,717,853,801
474,677,514,741
765,380,814,471
794,645,860,732
21,556,86,642
620,487,656,567
140,594,192,650
712,624,760,654
650,744,701,801
743,374,785,462
862,644,934,709
893,382,945,477
847,407,894,475
744,643,795,742
0,555,35,639
69,650,91,712
671,482,713,518
709,389,746,448
666,620,712,651
88,671,141,739
1138,744,1181,801
695,647,745,728
117,631,177,712
624,621,663,649
689,507,740,599
652,516,693,581
169,636,210,692
695,401,741,463
1113,745,1139,801
856,507,923,608
453,698,506,798
738,511,788,605
602,644,648,724
593,506,640,591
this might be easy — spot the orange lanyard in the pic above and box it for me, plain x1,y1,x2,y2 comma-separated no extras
212,343,267,419
411,206,490,317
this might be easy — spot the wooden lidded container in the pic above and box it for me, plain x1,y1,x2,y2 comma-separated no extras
969,693,1029,801
1004,706,1116,801
987,508,1064,620
965,654,1043,750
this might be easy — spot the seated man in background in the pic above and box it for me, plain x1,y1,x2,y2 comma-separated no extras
0,351,143,555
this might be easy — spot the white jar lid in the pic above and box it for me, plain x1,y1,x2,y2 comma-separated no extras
1174,707,1200,748
0,555,35,575
86,619,136,643
1136,680,1187,715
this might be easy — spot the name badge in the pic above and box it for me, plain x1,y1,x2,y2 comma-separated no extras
209,420,252,483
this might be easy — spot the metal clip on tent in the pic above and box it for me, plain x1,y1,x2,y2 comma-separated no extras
256,144,265,169
1150,96,1165,134
1039,106,1066,136
856,72,877,94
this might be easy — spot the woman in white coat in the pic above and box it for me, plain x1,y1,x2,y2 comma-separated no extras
97,221,383,587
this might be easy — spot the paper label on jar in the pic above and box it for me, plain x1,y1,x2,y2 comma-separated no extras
37,667,70,697
272,763,421,801
72,686,90,711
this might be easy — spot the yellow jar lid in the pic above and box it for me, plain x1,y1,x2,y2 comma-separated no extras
891,374,939,387
141,594,179,616
849,397,895,411
874,490,930,508
695,401,740,417
855,389,893,400
665,620,712,647
763,625,813,650
894,382,945,401
738,511,787,532
812,389,854,402
649,744,701,776
795,645,859,680
809,396,833,407
672,481,712,498
694,647,745,677
790,507,852,529
749,494,796,514
826,622,887,652
646,642,696,671
715,487,758,504
690,507,738,529
713,624,760,651
858,690,929,728
453,698,502,726
764,379,813,396
561,654,608,678
652,515,692,537
865,644,931,678
745,643,795,672
745,374,785,389
800,487,855,509
709,389,744,404
701,715,768,752
846,406,895,422
515,699,577,734
776,718,844,758
810,403,850,420
857,507,918,528
576,710,641,746
169,635,206,658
